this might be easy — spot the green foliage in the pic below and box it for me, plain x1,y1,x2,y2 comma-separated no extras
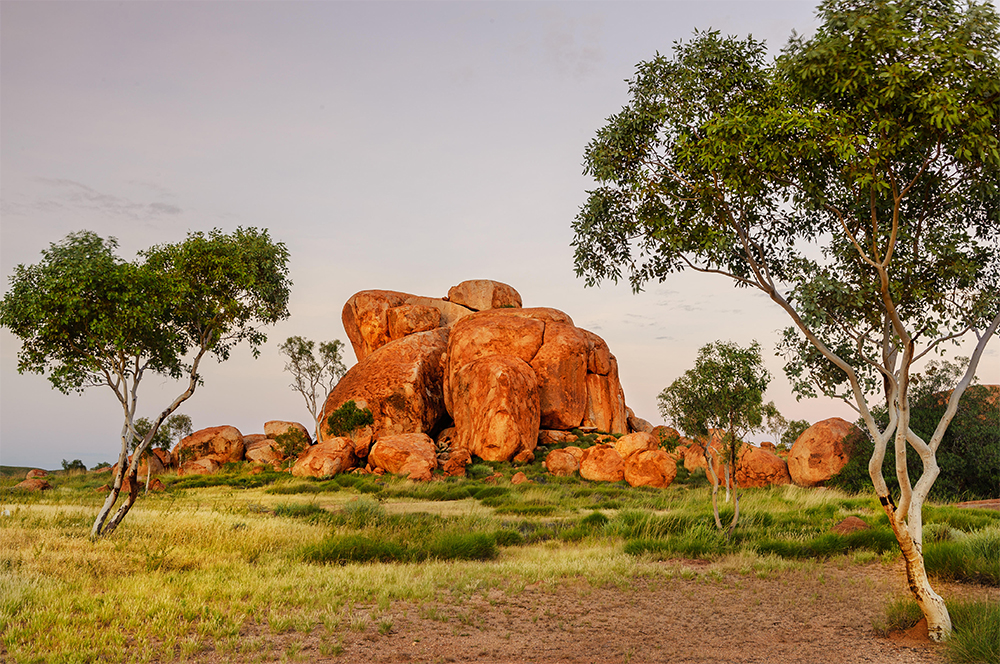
781,420,811,449
875,598,1000,664
658,340,771,446
944,599,1000,664
829,374,1000,501
279,336,348,441
573,7,1000,632
133,414,193,452
325,400,374,438
273,428,310,462
0,228,291,536
924,526,1000,585
60,459,86,472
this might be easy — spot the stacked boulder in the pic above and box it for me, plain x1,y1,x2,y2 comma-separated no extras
320,280,633,480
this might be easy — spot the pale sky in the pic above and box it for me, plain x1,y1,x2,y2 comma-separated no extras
2,1,997,469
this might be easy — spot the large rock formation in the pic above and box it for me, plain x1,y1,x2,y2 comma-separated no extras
450,354,540,462
579,445,625,483
787,417,861,487
368,433,438,481
447,279,522,311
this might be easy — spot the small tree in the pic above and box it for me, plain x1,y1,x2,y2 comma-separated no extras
781,420,811,450
657,341,770,536
761,401,788,447
61,459,86,472
278,336,347,441
0,228,290,537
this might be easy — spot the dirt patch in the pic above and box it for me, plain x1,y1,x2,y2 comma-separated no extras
191,562,997,664
952,499,1000,511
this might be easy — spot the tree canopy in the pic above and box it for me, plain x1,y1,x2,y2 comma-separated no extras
278,336,348,441
0,228,291,537
573,0,1000,640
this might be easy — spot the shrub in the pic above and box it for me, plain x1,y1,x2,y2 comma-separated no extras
325,400,374,437
466,464,494,479
423,532,498,561
302,535,407,564
273,429,310,461
945,599,1000,664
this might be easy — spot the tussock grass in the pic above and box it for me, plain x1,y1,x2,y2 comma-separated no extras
2,461,997,663
874,596,1000,664
924,525,1000,585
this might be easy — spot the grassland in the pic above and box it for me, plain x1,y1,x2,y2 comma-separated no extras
1,462,997,663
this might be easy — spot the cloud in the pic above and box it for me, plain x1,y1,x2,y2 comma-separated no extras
20,178,183,220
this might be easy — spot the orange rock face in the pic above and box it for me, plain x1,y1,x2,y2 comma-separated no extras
444,311,547,414
538,430,579,446
368,433,438,478
342,290,472,362
26,469,48,479
787,417,861,487
450,355,540,462
245,438,283,466
529,323,589,430
321,327,450,445
736,445,791,488
583,370,628,434
178,458,220,476
173,426,245,465
614,432,658,460
544,449,580,476
388,304,442,339
442,448,472,477
624,449,677,488
446,279,522,311
16,477,51,491
627,410,655,433
291,438,355,478
264,420,312,444
579,445,625,482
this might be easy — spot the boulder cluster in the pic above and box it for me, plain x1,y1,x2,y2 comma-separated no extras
13,280,868,493
314,280,647,481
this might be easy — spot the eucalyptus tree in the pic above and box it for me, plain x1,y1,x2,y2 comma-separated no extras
657,340,770,536
0,228,291,537
278,336,348,441
572,0,999,640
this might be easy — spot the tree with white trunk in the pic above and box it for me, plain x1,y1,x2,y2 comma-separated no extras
572,0,1000,640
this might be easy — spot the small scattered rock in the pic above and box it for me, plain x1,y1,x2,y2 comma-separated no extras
16,478,51,491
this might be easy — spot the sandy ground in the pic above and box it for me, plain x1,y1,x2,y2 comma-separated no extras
194,561,997,664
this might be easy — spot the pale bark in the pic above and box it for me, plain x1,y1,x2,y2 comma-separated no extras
704,444,724,530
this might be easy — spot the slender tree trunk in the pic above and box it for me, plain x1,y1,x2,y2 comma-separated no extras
877,493,952,641
704,444,723,530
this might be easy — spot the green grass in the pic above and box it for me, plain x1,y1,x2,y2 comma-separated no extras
924,525,1000,585
2,458,997,663
875,597,1000,664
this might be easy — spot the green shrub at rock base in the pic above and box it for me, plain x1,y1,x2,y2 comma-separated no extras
325,400,374,438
